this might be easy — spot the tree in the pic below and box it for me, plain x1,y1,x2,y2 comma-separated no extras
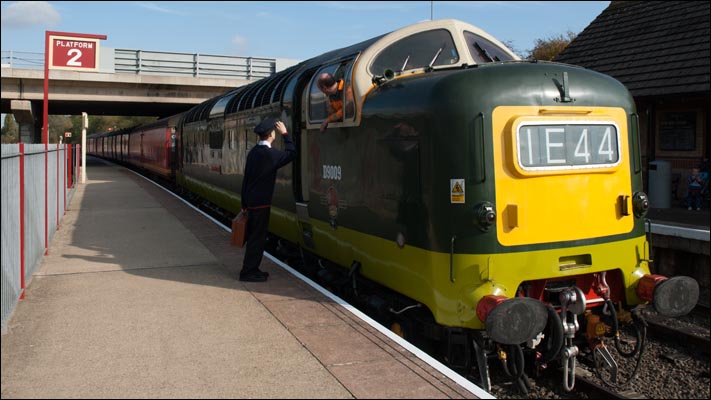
64,115,157,143
48,115,73,143
527,31,577,61
1,114,19,143
501,40,523,59
0,114,157,144
81,115,156,136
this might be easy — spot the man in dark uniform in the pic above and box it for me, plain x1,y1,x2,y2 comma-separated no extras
239,117,296,282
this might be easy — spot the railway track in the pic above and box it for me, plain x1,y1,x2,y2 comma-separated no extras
574,372,645,399
646,305,710,355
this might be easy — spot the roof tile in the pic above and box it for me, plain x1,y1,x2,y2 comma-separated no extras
554,1,710,97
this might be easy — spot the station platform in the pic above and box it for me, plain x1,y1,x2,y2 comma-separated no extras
647,206,710,231
0,158,488,399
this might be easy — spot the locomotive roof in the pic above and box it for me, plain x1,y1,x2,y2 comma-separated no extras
189,18,519,122
352,19,519,102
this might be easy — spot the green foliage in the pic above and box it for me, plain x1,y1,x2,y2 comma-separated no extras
87,116,157,134
48,115,73,143
0,114,157,144
501,40,523,59
526,31,577,61
65,115,157,143
1,114,19,143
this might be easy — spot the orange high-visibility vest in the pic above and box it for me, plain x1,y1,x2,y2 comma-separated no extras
328,80,347,122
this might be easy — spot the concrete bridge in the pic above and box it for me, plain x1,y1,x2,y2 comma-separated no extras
1,48,300,142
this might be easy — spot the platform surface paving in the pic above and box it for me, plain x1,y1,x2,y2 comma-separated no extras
1,158,483,399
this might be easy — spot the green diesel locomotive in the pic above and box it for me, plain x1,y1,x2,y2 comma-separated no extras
90,19,699,392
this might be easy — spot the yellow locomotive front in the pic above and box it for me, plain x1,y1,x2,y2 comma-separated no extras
448,65,701,391
481,104,651,315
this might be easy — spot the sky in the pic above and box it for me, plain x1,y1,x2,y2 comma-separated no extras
1,1,610,61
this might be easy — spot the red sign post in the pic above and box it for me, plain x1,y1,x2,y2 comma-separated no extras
41,32,106,258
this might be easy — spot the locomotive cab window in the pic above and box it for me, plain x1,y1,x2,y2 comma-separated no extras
308,59,356,125
464,31,515,64
369,29,459,74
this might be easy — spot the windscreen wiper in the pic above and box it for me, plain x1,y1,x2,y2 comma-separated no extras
474,42,498,62
399,55,411,72
427,47,444,71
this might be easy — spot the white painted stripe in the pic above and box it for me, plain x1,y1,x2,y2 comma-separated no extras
263,252,496,399
649,223,710,242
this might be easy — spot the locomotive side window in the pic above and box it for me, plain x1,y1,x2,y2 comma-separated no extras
515,122,621,171
369,29,459,74
308,59,356,124
464,31,515,64
208,118,223,150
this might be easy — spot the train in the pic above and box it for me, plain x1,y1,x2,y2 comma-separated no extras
88,19,699,392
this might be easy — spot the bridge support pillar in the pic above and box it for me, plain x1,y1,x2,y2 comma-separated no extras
11,100,42,143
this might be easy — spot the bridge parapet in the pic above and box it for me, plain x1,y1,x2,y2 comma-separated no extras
2,48,300,80
1,48,302,137
114,49,279,79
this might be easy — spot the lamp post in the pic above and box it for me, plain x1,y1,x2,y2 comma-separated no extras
81,112,87,184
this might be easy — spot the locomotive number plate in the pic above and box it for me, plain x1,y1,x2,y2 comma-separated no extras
516,122,620,170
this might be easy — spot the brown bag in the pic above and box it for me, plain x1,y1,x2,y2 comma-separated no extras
231,210,248,247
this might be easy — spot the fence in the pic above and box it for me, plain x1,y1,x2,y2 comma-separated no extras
1,144,80,333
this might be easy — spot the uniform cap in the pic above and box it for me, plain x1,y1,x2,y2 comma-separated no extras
254,117,278,134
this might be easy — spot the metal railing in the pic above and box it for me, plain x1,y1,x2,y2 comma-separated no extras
114,49,275,79
1,50,44,69
2,49,277,80
1,143,80,333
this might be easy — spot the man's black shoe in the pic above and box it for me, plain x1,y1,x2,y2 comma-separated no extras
239,271,268,282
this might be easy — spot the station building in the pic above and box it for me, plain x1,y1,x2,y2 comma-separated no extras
555,1,710,203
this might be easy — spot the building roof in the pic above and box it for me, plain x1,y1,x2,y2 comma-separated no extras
554,1,710,97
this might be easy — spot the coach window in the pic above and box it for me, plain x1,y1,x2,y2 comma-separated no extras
369,29,458,75
464,31,515,64
308,58,356,125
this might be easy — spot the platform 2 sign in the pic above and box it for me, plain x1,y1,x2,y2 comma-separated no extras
48,34,101,71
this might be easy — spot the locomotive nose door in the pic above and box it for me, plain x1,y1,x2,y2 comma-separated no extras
288,67,319,249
